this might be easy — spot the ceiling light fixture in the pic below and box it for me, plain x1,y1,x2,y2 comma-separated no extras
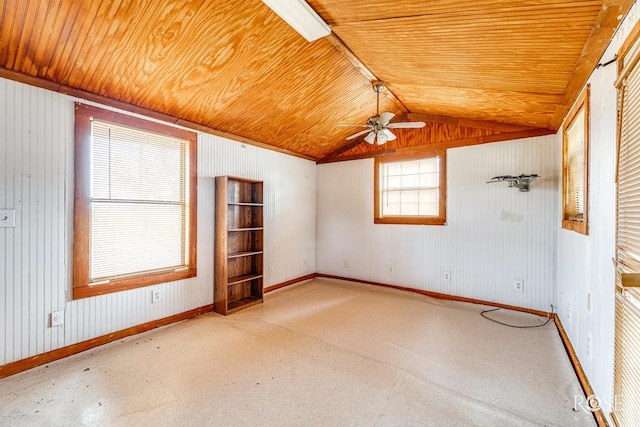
262,0,331,42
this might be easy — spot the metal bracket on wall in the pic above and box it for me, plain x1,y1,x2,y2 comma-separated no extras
487,174,539,192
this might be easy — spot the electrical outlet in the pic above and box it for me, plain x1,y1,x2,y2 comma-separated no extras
151,289,161,304
443,271,451,282
566,301,571,320
303,257,309,271
0,209,16,228
269,266,274,275
513,280,524,292
51,311,64,327
343,259,350,269
387,264,394,274
586,333,593,360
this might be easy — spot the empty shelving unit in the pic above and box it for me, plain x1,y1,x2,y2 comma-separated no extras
214,176,264,315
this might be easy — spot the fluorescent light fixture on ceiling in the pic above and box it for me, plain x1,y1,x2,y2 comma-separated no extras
262,0,331,42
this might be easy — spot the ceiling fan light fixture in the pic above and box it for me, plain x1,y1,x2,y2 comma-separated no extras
262,0,331,42
364,132,376,144
377,132,388,145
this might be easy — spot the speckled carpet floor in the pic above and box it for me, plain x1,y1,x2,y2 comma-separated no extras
0,278,594,426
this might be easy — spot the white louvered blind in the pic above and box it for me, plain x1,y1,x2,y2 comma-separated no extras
565,109,586,220
614,38,640,427
90,120,188,282
380,157,440,217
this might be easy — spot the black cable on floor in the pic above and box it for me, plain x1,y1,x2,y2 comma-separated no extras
481,306,553,329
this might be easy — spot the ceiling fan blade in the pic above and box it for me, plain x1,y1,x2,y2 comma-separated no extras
346,129,372,140
364,132,376,144
387,121,426,129
377,132,388,145
378,112,395,125
382,128,396,141
337,123,369,127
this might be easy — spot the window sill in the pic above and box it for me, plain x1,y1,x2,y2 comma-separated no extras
375,217,446,226
73,268,197,299
562,219,588,235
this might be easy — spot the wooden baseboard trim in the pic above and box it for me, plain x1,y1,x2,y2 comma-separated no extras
316,273,551,317
553,315,608,427
0,304,213,379
264,274,317,293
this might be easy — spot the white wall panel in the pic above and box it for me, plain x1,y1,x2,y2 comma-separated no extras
555,4,639,419
317,135,558,312
0,77,316,366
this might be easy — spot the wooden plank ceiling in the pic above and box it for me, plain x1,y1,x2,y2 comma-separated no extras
0,0,632,161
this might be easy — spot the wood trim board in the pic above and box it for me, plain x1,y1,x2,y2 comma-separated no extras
553,315,608,427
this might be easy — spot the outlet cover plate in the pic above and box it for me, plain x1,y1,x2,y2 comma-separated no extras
443,271,451,282
51,311,64,327
151,289,161,304
0,209,16,228
513,280,524,292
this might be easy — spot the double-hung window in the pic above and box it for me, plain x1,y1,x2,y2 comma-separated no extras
73,104,197,299
374,151,446,225
562,85,589,235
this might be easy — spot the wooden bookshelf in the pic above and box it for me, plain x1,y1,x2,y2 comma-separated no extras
214,176,264,315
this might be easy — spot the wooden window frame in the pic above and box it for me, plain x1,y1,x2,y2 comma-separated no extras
73,103,198,299
374,150,447,225
562,85,590,235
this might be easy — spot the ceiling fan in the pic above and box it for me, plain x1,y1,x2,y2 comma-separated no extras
338,82,426,145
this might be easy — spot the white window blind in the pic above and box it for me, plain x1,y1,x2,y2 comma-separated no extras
614,40,640,427
90,120,188,282
380,157,440,217
565,110,586,220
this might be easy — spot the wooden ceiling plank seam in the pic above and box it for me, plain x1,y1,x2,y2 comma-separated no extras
324,33,409,114
0,0,10,66
2,0,28,70
25,0,57,77
549,0,634,129
318,128,555,164
30,0,63,79
333,10,602,33
406,113,534,133
78,0,136,90
57,0,105,87
331,7,603,29
13,0,41,72
41,1,84,82
309,0,604,26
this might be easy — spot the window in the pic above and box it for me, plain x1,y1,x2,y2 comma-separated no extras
562,85,589,235
613,29,640,426
374,151,446,225
73,104,197,299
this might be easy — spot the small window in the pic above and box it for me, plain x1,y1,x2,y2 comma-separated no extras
374,151,446,225
73,104,197,299
562,85,589,235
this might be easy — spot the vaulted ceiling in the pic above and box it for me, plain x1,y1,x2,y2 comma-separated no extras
0,1,632,161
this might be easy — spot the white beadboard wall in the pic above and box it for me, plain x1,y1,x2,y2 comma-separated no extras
555,4,640,418
317,135,558,312
0,77,316,366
